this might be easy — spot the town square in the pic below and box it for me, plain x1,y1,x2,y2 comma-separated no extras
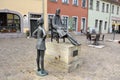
0,0,120,80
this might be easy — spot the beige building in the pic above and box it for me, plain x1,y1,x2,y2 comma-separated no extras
0,0,47,38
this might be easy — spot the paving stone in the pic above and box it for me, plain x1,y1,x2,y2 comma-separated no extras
0,34,120,80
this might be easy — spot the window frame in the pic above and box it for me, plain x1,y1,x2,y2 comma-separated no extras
0,13,21,33
61,15,69,31
62,0,69,4
81,17,87,32
72,16,78,32
89,0,93,9
117,6,119,15
104,21,107,30
112,5,114,14
106,4,109,13
102,3,105,12
95,19,98,28
81,0,87,8
72,0,79,6
96,1,100,11
50,0,57,2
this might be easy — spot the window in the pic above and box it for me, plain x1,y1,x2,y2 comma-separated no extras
72,17,78,31
48,14,54,31
82,0,86,8
50,0,57,2
106,4,109,13
96,1,100,11
99,20,103,33
73,0,78,6
81,18,86,32
102,3,105,12
89,0,93,9
62,16,69,31
95,19,98,28
104,21,107,30
117,6,119,15
0,13,21,33
112,5,114,14
62,0,69,4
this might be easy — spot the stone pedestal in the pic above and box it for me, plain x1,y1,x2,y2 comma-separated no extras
45,42,82,72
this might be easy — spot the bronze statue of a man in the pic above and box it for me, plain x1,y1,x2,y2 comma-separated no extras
32,17,48,76
52,8,80,46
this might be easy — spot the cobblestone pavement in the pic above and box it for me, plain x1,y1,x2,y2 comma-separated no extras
0,34,120,80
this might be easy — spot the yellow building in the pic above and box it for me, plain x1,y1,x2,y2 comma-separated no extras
0,0,47,38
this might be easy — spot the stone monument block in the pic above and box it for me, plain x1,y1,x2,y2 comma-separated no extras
45,42,82,72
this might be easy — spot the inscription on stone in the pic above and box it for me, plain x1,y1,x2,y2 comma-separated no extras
73,50,78,57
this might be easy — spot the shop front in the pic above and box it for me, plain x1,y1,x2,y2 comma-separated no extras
0,9,23,38
112,16,120,33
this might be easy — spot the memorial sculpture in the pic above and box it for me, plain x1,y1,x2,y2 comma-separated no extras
32,17,48,76
52,8,80,46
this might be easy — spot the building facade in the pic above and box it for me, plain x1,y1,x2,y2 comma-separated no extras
109,0,120,33
0,0,47,38
47,0,88,34
88,0,120,34
1,0,119,38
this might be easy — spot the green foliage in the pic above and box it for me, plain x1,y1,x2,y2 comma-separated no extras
68,17,73,31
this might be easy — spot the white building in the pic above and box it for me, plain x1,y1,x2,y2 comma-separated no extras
88,0,120,33
110,0,120,33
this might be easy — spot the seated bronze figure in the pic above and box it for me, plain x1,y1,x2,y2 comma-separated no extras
49,17,65,43
51,8,80,46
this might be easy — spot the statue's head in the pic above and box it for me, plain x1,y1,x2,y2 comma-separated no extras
55,8,60,15
37,17,44,26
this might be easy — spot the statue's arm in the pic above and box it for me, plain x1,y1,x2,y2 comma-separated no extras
42,28,47,40
32,28,38,36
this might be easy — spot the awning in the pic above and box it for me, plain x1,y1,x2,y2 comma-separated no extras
112,16,120,21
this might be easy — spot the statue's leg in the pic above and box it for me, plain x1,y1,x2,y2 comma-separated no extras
51,31,53,42
40,50,48,75
56,33,59,43
63,37,65,42
40,50,45,71
67,37,77,45
66,33,80,46
52,31,59,43
37,50,41,71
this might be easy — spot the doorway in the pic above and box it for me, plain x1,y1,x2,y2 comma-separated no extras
81,17,86,33
99,20,103,33
30,20,37,36
29,13,41,36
